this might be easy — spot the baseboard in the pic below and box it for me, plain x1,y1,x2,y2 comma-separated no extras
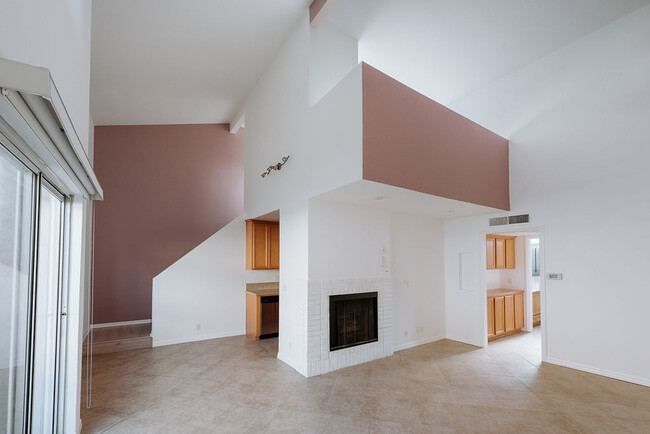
443,334,484,348
546,357,650,387
394,335,445,352
152,329,245,347
76,418,82,434
91,319,151,329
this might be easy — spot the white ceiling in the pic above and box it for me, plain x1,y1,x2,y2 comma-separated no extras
90,0,309,125
314,180,502,220
90,0,650,130
327,0,650,109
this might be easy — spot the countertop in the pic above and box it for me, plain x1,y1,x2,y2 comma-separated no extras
246,282,279,296
487,288,524,297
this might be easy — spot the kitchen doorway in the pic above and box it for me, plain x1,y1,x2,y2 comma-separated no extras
484,229,544,363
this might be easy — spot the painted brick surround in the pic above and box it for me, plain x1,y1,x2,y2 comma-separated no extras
306,277,393,377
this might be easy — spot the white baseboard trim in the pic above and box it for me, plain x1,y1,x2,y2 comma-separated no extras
152,329,245,347
546,357,650,387
91,319,151,329
394,335,445,352
443,334,484,348
76,418,82,434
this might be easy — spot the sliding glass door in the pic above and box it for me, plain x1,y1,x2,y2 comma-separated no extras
0,145,35,433
1,142,68,433
31,182,65,433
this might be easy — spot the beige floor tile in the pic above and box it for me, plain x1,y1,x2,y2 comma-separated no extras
81,333,650,434
169,399,235,429
102,417,168,433
215,405,278,432
79,409,124,433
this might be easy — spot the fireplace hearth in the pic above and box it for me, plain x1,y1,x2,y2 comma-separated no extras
329,292,378,351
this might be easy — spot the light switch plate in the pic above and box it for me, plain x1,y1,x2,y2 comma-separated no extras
547,273,563,280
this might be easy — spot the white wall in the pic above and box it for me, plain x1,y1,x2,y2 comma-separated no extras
276,200,310,375
309,199,446,352
445,6,650,386
308,200,390,280
243,14,361,220
390,212,445,350
241,13,361,374
309,20,359,106
0,0,92,151
151,215,276,347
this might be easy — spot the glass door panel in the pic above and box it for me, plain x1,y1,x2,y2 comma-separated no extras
0,145,35,434
31,182,64,433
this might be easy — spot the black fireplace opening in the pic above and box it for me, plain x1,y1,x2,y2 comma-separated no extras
329,292,378,351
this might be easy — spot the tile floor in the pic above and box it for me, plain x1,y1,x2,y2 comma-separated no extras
80,328,650,433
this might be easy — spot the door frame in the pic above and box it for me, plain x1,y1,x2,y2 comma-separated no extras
479,225,547,361
1,140,71,433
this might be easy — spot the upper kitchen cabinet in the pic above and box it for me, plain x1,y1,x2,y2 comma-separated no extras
486,234,515,269
246,220,279,270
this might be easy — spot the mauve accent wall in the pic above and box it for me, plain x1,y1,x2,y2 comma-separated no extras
93,124,244,324
362,63,510,210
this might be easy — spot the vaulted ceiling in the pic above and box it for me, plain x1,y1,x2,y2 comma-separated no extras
90,0,650,127
90,0,309,125
327,0,649,108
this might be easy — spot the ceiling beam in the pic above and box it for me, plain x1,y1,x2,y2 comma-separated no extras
310,0,338,28
229,109,245,134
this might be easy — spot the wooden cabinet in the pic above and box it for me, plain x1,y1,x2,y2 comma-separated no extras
504,295,515,332
494,296,505,337
246,220,279,270
505,238,515,269
246,292,279,340
486,238,495,269
495,238,506,269
532,291,541,326
487,289,524,341
514,292,525,330
486,234,515,269
487,298,495,338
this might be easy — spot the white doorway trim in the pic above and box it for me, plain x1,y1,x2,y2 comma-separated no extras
478,224,547,362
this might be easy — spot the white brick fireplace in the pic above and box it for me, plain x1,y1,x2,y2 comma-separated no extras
306,277,393,377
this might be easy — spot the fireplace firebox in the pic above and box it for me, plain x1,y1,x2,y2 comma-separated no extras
329,292,378,351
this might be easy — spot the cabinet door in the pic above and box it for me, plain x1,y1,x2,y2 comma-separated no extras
504,295,515,332
487,298,495,338
486,237,495,269
269,223,280,269
494,296,505,336
495,238,506,269
514,292,524,330
533,291,541,325
505,238,515,269
253,222,269,269
533,292,541,316
246,293,260,340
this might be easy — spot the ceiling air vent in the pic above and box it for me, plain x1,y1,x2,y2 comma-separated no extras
489,217,508,226
489,214,530,226
508,214,530,224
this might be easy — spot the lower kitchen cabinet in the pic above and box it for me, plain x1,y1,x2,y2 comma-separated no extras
487,289,525,341
246,292,279,340
533,291,541,325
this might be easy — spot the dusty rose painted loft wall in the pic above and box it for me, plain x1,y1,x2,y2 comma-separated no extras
362,63,510,210
93,124,244,324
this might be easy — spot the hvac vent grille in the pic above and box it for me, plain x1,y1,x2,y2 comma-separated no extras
508,214,530,224
489,217,508,226
489,214,530,226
